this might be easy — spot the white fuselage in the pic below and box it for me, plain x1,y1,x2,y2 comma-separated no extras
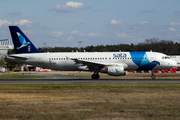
8,51,177,71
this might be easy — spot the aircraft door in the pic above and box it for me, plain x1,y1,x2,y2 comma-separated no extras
49,57,57,64
49,57,59,69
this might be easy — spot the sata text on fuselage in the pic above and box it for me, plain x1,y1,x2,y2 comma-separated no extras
113,53,127,58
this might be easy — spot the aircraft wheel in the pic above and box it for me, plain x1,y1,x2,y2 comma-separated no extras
91,73,100,79
91,74,96,79
151,75,155,79
96,74,99,79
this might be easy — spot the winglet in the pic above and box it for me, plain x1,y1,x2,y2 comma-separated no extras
9,26,42,54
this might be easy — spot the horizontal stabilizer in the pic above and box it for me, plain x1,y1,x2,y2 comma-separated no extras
9,55,29,59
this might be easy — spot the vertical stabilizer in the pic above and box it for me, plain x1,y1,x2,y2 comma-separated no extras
9,26,42,54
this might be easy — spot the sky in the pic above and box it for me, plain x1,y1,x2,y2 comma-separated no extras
0,0,180,48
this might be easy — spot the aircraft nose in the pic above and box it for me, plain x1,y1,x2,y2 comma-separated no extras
171,60,177,68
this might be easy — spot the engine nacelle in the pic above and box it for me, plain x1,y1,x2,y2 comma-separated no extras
78,66,89,71
101,66,126,76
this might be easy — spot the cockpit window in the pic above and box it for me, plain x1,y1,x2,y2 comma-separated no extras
162,56,170,59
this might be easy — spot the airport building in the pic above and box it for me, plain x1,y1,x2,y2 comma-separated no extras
0,39,14,72
0,39,13,58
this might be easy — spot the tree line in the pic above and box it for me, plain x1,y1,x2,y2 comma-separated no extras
38,38,180,55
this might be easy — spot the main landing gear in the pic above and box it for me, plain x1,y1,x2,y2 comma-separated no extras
91,72,100,79
151,70,155,79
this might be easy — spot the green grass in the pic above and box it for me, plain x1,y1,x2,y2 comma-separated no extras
0,83,180,120
0,73,48,79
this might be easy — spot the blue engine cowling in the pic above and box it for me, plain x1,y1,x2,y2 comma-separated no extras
101,66,126,76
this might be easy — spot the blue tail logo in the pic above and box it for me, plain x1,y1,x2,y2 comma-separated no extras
16,32,30,49
9,26,42,54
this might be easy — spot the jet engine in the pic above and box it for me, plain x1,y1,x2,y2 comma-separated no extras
101,66,126,76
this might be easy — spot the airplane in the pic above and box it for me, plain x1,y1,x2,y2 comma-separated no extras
7,26,177,79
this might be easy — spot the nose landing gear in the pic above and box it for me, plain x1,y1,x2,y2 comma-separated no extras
151,70,155,79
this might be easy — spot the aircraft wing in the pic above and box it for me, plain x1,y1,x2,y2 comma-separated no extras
70,58,128,71
70,58,108,71
71,58,108,66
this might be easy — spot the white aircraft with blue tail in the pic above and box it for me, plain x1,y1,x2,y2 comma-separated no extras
7,26,177,79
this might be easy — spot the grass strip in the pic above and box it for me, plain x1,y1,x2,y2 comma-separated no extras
0,73,49,79
0,83,180,120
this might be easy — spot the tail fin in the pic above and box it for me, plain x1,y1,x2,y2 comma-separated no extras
9,26,42,54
